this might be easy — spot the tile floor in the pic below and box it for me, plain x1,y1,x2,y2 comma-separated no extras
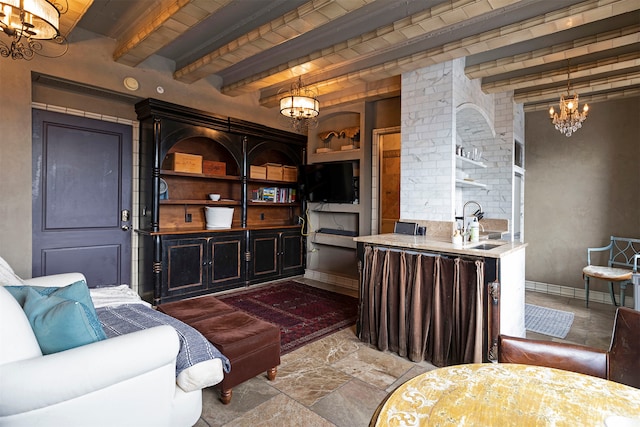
195,279,619,427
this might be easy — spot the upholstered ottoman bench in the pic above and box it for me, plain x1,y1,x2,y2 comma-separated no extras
158,296,281,404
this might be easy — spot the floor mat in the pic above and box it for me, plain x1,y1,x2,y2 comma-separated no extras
525,304,574,339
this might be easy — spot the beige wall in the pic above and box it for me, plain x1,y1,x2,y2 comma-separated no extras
0,63,33,278
372,97,401,129
524,96,640,293
0,28,292,278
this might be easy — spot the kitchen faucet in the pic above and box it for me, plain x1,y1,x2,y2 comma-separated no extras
462,200,483,237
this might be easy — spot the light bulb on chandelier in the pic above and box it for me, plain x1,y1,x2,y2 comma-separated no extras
548,63,589,137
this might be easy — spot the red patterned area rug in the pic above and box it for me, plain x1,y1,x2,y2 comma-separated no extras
217,281,358,354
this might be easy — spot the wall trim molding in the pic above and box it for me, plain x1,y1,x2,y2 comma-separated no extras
525,280,634,308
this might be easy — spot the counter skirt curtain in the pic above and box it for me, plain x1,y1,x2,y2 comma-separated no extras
358,245,484,366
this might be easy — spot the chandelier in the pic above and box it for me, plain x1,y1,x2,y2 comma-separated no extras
0,0,67,60
279,76,319,132
548,65,589,137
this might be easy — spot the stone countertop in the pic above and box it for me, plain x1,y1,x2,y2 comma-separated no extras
353,233,526,259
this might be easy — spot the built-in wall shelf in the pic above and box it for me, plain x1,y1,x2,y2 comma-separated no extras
247,201,300,207
306,104,371,282
311,203,361,213
456,178,487,188
308,147,362,164
456,155,487,169
161,170,241,181
312,232,358,249
160,199,241,206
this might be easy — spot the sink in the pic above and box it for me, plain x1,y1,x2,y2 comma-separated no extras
467,243,503,250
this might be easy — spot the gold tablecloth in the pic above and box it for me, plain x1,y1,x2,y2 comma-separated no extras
372,363,640,426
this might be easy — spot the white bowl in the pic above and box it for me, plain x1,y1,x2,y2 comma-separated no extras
208,194,221,201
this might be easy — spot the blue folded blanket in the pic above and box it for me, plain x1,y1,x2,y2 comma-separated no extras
97,305,231,376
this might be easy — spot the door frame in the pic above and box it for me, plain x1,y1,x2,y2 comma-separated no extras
372,126,401,235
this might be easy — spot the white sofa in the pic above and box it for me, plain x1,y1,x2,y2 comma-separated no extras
0,267,204,427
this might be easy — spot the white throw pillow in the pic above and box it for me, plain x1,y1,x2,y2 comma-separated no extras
0,287,42,364
0,256,25,286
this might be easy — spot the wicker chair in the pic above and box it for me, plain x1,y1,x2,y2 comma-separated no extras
583,236,640,307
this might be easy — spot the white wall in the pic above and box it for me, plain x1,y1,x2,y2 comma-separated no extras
400,60,518,231
400,61,455,221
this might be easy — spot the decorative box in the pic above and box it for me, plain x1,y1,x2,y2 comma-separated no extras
250,165,267,180
263,163,283,181
165,153,202,174
203,160,226,176
282,165,298,182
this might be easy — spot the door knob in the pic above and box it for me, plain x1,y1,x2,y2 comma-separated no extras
121,225,130,231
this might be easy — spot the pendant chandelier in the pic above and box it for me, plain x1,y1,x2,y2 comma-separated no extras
0,0,67,60
548,64,589,137
279,76,319,132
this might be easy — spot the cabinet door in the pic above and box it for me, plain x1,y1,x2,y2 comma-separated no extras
281,230,304,275
209,231,245,291
162,237,207,299
249,230,279,281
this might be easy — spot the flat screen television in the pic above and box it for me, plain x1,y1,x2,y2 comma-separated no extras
302,162,356,203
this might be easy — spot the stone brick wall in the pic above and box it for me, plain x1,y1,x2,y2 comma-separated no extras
400,61,455,221
400,59,523,233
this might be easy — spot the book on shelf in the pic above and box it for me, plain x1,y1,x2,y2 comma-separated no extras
251,187,297,203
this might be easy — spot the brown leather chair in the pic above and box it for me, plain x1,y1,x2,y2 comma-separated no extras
499,307,640,389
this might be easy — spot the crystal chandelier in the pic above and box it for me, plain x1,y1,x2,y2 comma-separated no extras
0,0,67,60
548,65,589,137
279,76,319,132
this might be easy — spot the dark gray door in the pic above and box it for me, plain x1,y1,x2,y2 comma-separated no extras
32,109,133,287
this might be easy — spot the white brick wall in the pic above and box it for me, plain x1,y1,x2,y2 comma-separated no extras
400,60,523,232
401,62,455,221
453,57,495,123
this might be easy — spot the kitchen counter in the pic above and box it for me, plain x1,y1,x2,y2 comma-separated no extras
355,232,527,358
354,233,527,259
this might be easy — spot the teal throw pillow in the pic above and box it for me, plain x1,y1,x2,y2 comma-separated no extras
5,281,107,354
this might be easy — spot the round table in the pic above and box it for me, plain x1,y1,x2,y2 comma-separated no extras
372,363,640,426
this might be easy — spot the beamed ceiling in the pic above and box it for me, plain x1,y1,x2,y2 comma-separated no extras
60,0,639,112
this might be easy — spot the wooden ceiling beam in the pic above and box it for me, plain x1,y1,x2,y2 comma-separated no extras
466,24,640,79
223,0,526,96
514,70,640,104
524,85,640,111
60,0,95,37
113,0,230,67
481,51,640,93
173,0,375,84
258,0,638,107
